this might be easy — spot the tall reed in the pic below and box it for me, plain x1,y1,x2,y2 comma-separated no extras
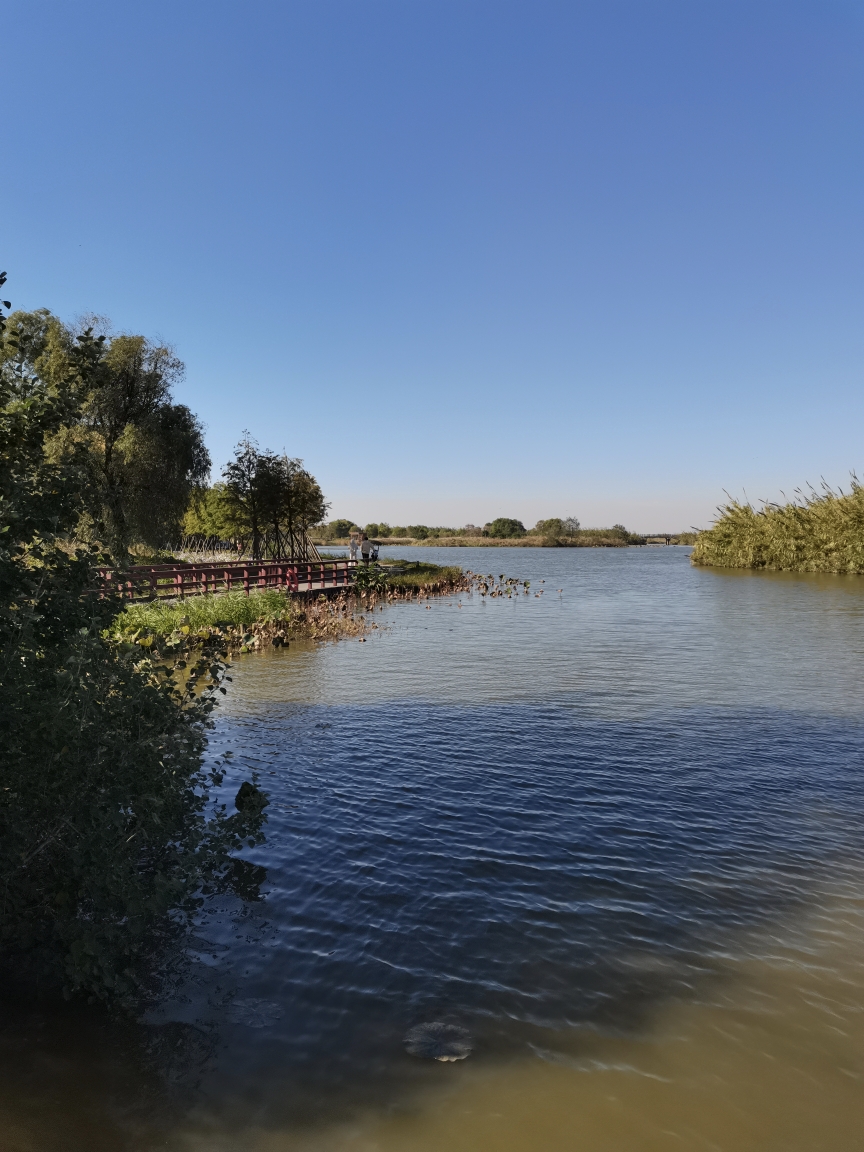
692,481,864,573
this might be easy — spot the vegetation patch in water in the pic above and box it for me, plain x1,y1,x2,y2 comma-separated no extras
692,481,864,573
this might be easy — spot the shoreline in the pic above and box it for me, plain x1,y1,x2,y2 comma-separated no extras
316,536,695,548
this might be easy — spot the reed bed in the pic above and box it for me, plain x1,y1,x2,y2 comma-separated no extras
692,483,864,573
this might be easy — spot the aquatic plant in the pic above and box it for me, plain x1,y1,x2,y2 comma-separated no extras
692,481,864,573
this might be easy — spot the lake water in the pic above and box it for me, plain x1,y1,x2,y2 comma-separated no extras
5,546,864,1151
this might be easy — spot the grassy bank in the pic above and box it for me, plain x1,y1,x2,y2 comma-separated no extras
692,485,864,573
111,561,470,653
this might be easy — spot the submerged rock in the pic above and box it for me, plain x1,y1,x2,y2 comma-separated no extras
404,1022,472,1062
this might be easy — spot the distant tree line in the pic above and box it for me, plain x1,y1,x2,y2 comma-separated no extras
316,516,647,543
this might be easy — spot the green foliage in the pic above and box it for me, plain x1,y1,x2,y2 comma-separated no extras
485,517,526,538
1,310,209,561
385,563,463,588
323,518,359,540
692,482,864,572
406,524,430,539
352,564,389,592
0,275,266,1006
221,435,328,558
183,483,235,538
114,589,294,638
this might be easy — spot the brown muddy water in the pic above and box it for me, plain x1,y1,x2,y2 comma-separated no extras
4,547,864,1151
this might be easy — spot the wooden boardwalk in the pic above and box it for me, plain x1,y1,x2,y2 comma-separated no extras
99,559,356,603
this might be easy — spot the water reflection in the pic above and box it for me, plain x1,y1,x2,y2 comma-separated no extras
4,547,864,1150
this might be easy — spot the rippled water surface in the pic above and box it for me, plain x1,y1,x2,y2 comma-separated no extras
5,546,864,1151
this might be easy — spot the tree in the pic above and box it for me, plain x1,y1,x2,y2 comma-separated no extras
183,483,236,538
1,312,210,561
221,436,328,559
81,333,209,559
0,275,266,1005
325,518,358,539
221,435,270,557
535,518,565,539
118,402,210,548
486,517,526,538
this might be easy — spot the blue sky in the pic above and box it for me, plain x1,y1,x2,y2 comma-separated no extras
4,1,863,531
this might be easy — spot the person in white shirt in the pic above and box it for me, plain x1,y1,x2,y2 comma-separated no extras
360,534,372,564
349,532,360,562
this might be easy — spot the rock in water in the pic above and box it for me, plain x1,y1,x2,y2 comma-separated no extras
404,1022,472,1062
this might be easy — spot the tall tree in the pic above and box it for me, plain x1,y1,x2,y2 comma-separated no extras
1,312,210,561
81,333,209,558
221,437,328,559
221,435,271,558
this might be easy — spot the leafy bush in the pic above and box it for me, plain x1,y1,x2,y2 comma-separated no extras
324,518,358,539
0,277,266,1006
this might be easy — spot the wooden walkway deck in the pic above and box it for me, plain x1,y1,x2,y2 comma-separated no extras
98,559,356,603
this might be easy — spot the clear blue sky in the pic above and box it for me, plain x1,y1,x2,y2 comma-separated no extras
5,1,863,531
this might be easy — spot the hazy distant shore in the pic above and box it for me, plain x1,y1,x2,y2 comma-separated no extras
317,534,696,548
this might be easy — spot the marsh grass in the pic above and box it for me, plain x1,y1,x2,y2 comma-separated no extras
384,561,464,588
113,589,294,637
692,481,864,573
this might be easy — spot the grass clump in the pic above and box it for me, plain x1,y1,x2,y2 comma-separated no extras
381,560,464,589
113,589,294,638
692,481,864,573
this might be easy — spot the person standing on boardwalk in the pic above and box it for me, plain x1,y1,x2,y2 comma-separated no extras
349,531,360,562
360,534,372,564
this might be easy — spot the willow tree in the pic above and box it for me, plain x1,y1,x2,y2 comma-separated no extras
0,311,209,561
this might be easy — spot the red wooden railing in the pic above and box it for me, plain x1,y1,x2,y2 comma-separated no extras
96,559,356,603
